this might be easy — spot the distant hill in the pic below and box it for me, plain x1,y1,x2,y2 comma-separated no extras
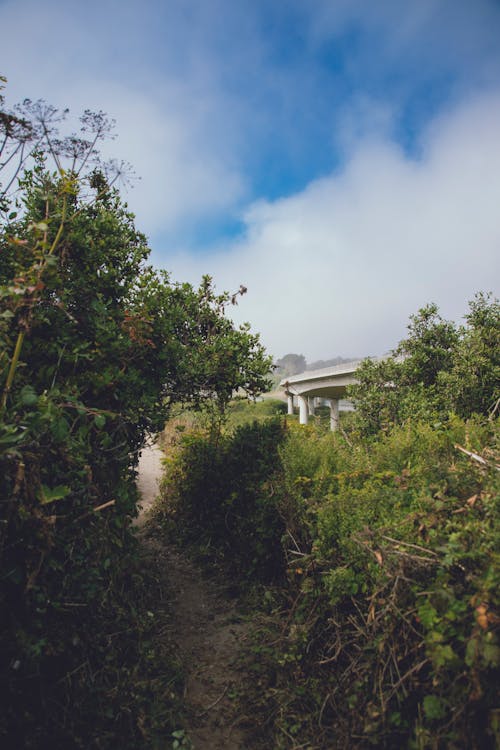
306,356,355,371
274,353,306,378
274,353,356,379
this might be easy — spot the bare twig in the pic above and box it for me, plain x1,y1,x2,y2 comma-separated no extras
287,528,302,553
196,684,229,717
74,499,116,522
388,548,437,565
92,499,116,513
387,658,429,700
379,535,439,557
455,443,499,470
488,397,500,421
318,692,332,728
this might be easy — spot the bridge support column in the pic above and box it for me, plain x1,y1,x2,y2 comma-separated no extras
308,397,316,416
329,398,339,431
298,395,308,425
287,394,294,415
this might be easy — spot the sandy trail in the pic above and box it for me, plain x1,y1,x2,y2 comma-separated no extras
136,442,165,521
136,444,252,750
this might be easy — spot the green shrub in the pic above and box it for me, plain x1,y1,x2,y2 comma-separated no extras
173,414,497,749
0,92,271,747
260,416,499,749
160,419,288,583
349,296,499,436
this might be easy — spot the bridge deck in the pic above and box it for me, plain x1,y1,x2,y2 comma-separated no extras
279,360,367,429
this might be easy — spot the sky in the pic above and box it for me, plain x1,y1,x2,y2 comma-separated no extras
1,0,500,361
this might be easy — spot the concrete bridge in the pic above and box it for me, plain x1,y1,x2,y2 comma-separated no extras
280,360,364,430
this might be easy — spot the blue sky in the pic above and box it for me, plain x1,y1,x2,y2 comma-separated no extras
1,0,500,360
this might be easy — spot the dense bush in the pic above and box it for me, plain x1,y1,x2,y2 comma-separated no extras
349,296,499,435
160,419,288,583
0,86,271,747
162,294,499,748
224,397,288,430
261,418,499,748
164,417,498,749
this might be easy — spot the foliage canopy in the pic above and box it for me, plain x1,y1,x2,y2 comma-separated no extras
348,297,499,434
0,80,271,747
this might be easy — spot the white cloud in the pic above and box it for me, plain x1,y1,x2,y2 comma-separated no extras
2,0,499,362
91,82,245,234
0,0,247,235
308,0,500,69
166,91,500,360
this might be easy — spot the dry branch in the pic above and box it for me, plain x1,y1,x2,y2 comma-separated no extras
455,443,500,470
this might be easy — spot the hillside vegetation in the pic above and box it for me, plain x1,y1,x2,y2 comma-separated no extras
159,297,499,749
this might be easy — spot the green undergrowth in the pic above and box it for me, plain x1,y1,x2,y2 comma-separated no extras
2,521,185,749
159,397,288,451
158,414,499,749
158,418,288,584
224,396,288,429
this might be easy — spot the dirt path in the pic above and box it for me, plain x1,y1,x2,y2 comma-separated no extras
136,444,253,749
135,442,165,521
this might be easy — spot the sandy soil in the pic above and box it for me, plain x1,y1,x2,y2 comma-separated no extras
136,444,253,750
135,442,165,521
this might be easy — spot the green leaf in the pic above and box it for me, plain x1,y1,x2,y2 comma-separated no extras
32,221,49,232
465,638,478,667
417,600,439,629
51,417,69,442
20,385,38,407
423,694,446,720
431,643,456,668
38,484,70,504
483,643,500,667
0,426,26,447
94,413,106,429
